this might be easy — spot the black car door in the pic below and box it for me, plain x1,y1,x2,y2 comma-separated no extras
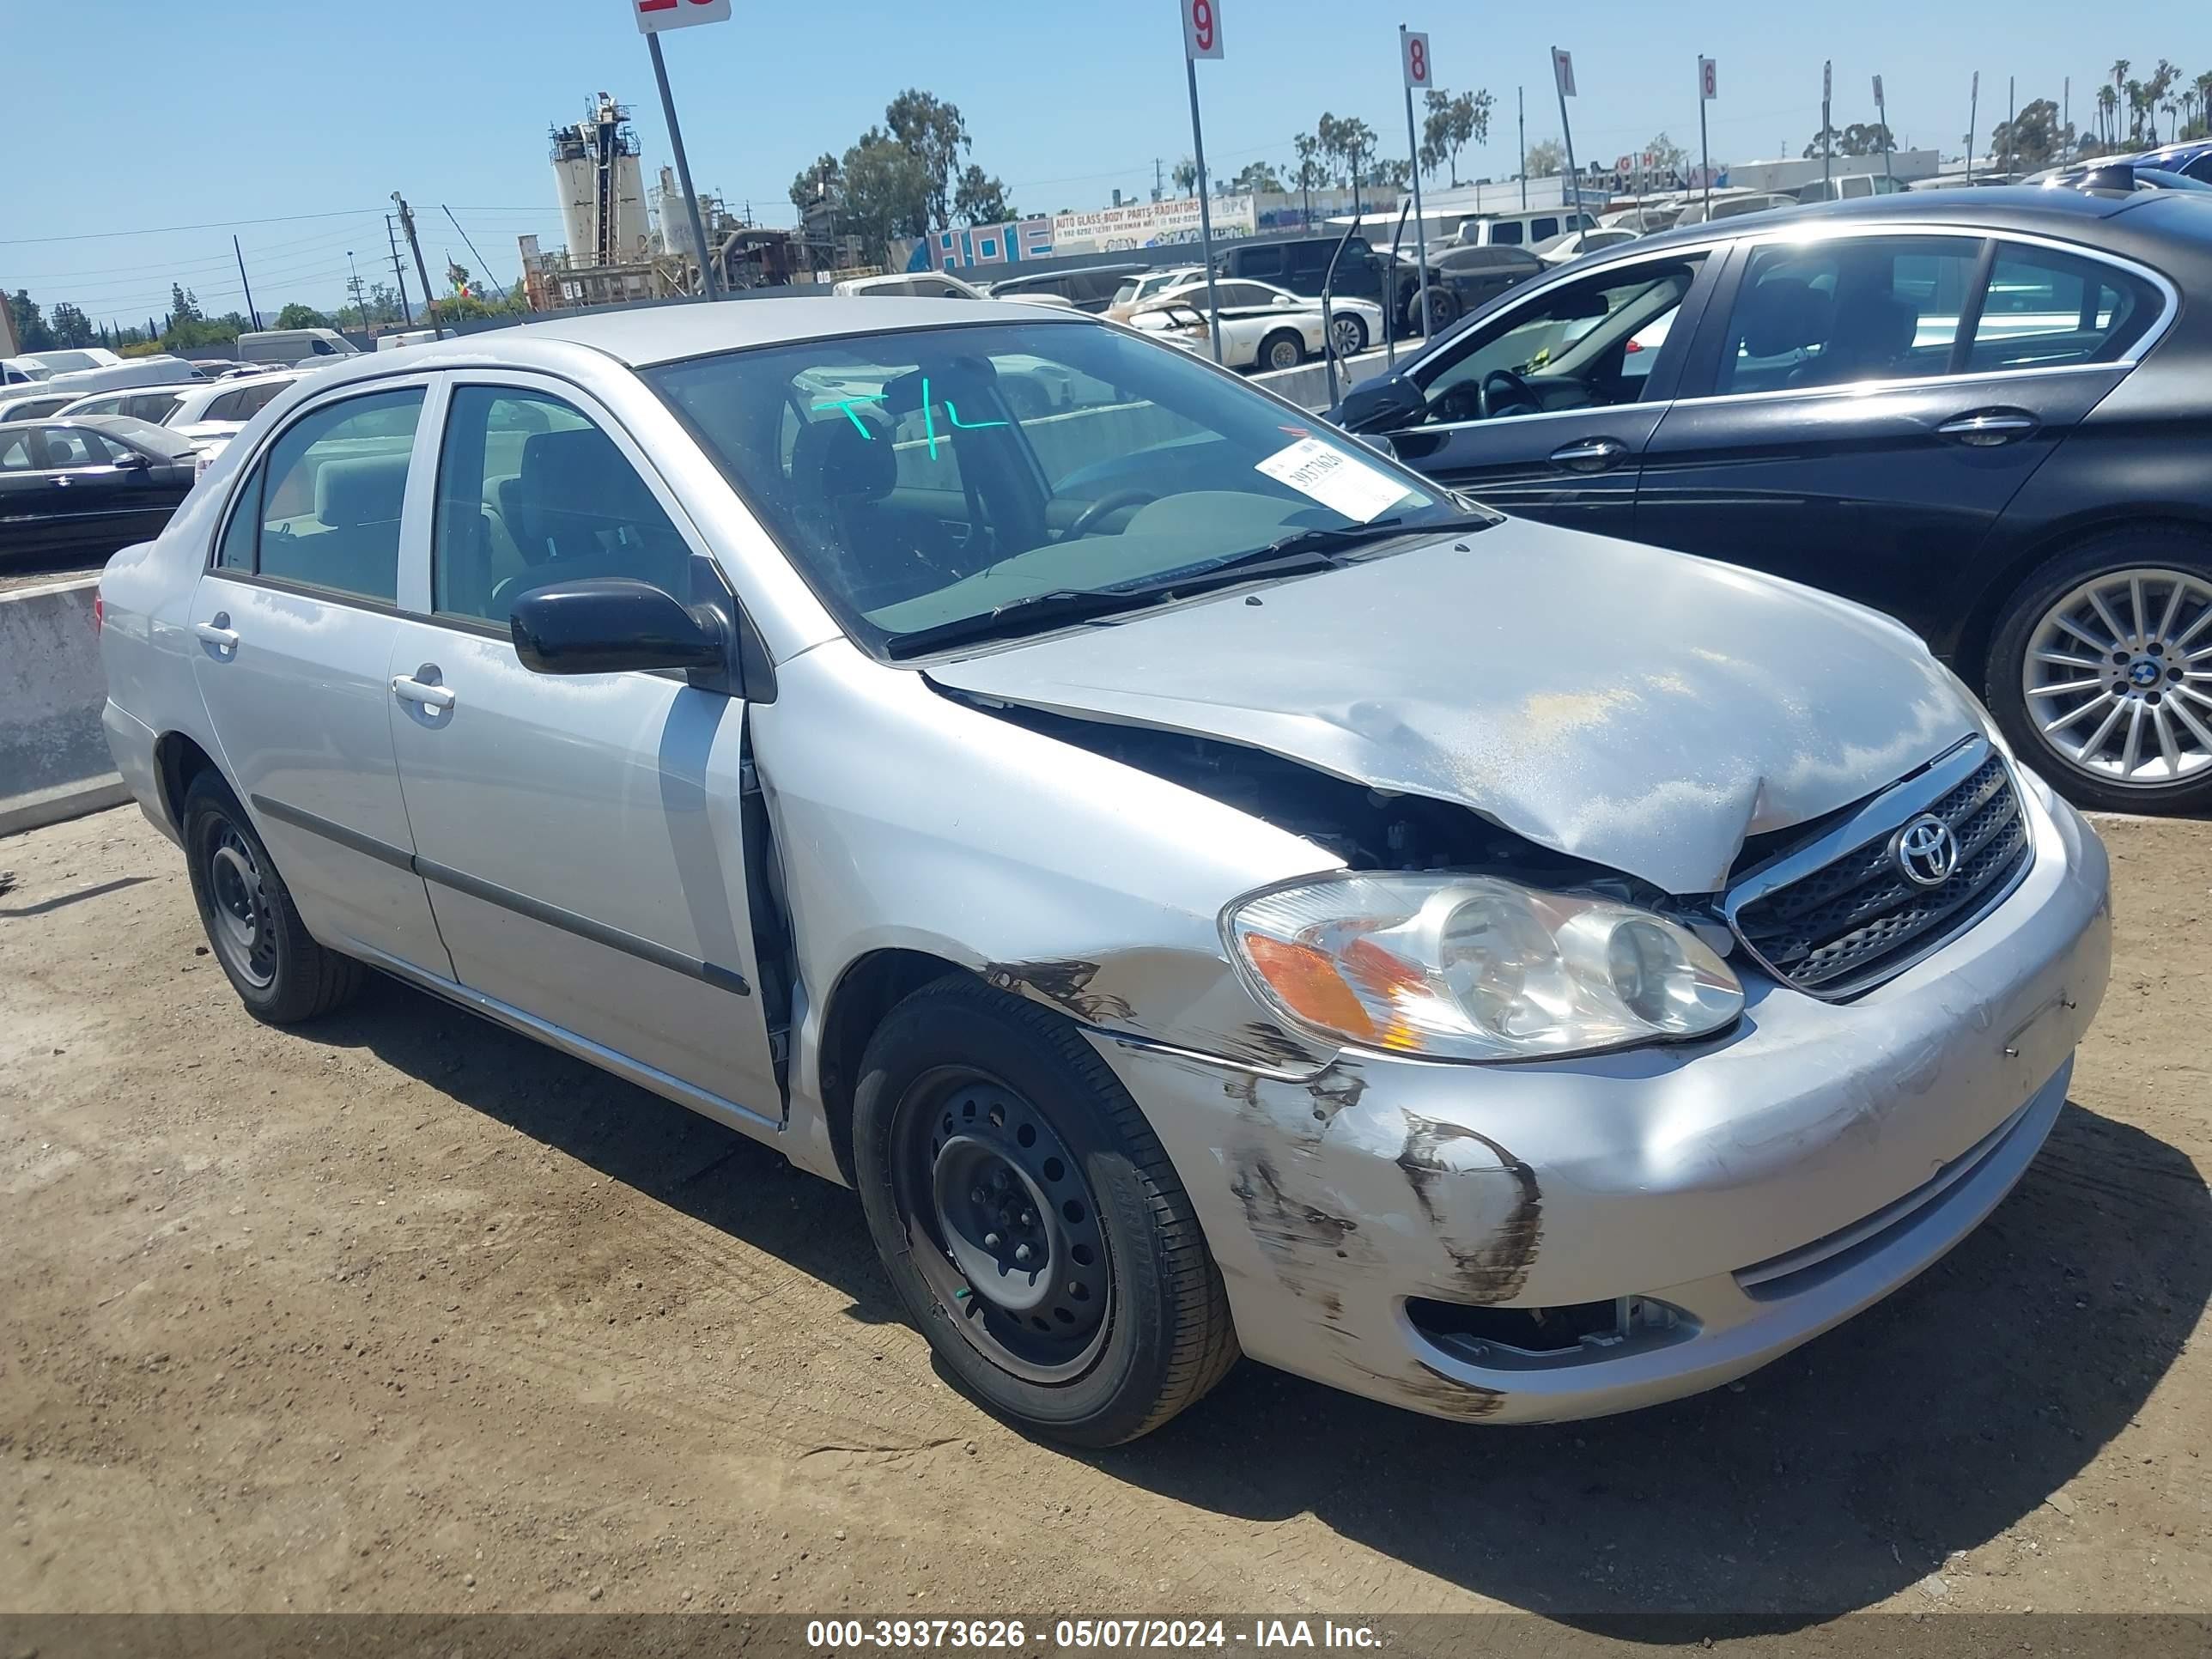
0,426,71,554
33,426,192,554
1633,231,2159,645
1355,249,1716,532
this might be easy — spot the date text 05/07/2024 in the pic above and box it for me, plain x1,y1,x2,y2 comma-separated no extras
805,1619,1382,1650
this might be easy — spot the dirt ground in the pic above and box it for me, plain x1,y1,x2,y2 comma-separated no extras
2,803,2207,1626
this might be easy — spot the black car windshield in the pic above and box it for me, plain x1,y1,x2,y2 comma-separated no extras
647,319,1486,653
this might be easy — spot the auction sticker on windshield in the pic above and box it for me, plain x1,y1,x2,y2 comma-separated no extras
1255,437,1420,522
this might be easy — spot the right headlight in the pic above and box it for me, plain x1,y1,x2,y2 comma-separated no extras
1223,872,1743,1062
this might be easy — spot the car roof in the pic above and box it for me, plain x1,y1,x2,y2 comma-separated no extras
76,414,198,453
285,296,1094,375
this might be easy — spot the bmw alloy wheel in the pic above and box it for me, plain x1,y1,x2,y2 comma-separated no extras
2022,567,2212,788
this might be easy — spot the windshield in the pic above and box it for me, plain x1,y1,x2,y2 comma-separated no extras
647,319,1474,654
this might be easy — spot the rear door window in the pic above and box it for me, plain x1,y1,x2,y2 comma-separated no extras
1969,244,2158,370
250,389,424,605
1716,235,1982,393
1490,222,1523,245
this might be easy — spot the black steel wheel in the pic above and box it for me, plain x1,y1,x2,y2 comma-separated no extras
895,1069,1114,1382
852,974,1238,1445
181,769,363,1023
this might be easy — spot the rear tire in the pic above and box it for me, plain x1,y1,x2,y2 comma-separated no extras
1418,286,1459,334
1259,330,1305,372
181,770,363,1023
1984,526,2212,815
852,975,1238,1446
1329,313,1369,356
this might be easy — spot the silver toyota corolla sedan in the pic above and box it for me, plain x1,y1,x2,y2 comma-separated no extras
98,299,2112,1445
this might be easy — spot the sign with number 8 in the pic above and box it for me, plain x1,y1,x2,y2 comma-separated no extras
1183,0,1223,60
1402,30,1431,90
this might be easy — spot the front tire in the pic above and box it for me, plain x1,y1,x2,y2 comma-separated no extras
1330,313,1369,356
1984,526,2212,814
181,770,363,1023
852,975,1238,1446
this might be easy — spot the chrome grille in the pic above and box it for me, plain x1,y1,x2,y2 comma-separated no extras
1726,741,2033,1000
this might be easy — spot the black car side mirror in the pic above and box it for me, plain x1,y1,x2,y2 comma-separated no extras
511,578,729,680
1331,373,1424,434
113,451,152,471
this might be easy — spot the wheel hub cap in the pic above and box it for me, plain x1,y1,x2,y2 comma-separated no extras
2023,568,2212,788
208,829,276,988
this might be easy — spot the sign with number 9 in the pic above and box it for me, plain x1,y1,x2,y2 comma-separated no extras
1184,0,1223,59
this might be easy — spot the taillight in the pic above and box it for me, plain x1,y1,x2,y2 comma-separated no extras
1624,338,1644,354
93,593,104,635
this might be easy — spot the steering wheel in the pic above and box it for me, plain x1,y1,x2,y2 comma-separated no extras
1066,488,1158,539
1478,368,1540,420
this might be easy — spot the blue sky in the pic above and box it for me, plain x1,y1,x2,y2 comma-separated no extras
6,1,2203,327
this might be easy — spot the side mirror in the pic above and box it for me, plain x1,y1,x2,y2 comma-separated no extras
113,451,152,471
1331,373,1425,434
510,578,727,678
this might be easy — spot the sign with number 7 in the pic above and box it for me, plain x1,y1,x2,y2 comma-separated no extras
635,0,731,35
1182,0,1223,60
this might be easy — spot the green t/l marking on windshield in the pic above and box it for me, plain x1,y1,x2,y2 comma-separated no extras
920,377,1007,459
812,394,886,435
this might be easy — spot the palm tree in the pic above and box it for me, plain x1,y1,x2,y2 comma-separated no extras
2094,83,2115,148
2125,79,2147,143
2149,59,2180,143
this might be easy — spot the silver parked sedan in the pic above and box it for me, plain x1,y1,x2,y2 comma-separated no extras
98,299,2112,1445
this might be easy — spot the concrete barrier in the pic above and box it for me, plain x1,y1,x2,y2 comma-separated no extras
1,576,126,838
1250,343,1400,411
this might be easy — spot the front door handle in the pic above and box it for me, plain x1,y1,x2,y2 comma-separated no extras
192,615,239,653
391,672,456,712
1548,437,1630,473
1936,410,2039,447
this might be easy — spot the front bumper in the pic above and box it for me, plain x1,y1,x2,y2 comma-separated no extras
1087,773,2112,1424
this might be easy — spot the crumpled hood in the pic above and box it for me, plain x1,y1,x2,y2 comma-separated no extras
925,520,1983,894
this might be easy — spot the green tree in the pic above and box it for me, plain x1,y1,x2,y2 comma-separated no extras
1230,160,1284,194
1316,112,1380,210
1522,137,1565,178
1419,88,1492,186
48,301,94,348
1990,99,2067,170
273,302,327,329
838,130,933,261
169,283,204,325
1171,155,1198,192
788,152,842,214
952,162,1013,225
9,291,55,351
884,88,971,233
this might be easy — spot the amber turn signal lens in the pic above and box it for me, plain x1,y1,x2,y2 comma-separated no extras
1241,933,1377,1042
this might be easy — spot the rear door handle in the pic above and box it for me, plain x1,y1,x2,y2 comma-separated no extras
391,674,456,711
192,617,239,652
1548,437,1630,472
1936,410,2039,447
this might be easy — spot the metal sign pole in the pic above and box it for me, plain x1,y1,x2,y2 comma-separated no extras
1967,72,1979,183
1186,58,1224,364
1552,49,1583,229
1517,87,1527,210
2005,76,2016,179
1821,59,1833,195
648,31,720,300
1875,75,1892,186
1698,58,1716,218
1401,27,1431,339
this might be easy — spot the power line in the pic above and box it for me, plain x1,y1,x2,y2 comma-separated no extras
0,206,389,248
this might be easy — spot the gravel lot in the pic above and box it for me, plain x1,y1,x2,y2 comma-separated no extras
2,804,2206,1624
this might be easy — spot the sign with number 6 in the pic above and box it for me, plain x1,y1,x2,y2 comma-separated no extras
1182,0,1223,60
1402,30,1431,92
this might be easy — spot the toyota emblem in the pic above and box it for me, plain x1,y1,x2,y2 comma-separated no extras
1893,814,1960,888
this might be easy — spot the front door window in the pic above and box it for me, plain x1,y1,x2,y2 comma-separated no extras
1408,256,1704,427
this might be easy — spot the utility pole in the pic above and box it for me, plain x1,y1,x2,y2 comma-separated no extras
1821,60,1833,196
1517,86,1527,209
1153,157,1164,202
392,194,443,336
385,214,415,325
2063,76,2070,156
346,251,369,331
233,236,262,331
2005,76,2016,179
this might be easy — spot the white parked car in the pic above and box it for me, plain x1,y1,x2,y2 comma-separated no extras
1535,226,1643,266
1153,276,1387,358
97,298,2111,1448
53,386,192,427
1102,266,1206,321
158,371,303,453
1128,290,1334,373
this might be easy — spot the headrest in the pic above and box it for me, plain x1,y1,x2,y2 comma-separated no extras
514,425,665,527
1828,288,1918,364
789,412,895,503
314,453,409,527
1736,276,1832,358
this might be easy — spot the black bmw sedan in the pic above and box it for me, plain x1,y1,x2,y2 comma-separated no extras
1329,187,2212,814
0,415,202,568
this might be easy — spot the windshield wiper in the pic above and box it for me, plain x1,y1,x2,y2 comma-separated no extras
884,515,1497,659
884,586,1176,659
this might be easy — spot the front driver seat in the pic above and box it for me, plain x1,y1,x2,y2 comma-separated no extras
787,412,933,610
